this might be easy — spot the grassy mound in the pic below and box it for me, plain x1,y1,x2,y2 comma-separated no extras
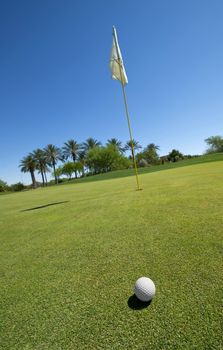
0,158,222,349
64,152,223,185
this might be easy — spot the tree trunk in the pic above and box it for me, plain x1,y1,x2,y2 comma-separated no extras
44,171,48,186
30,170,37,189
41,170,45,186
82,165,85,177
53,163,58,184
72,155,77,178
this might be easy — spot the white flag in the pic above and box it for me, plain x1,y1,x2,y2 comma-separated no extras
109,27,128,85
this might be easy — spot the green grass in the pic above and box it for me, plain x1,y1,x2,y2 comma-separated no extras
0,157,223,349
64,152,223,185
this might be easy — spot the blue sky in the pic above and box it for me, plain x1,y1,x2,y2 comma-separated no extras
1,0,223,184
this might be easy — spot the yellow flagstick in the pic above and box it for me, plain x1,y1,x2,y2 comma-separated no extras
113,31,142,191
118,62,142,191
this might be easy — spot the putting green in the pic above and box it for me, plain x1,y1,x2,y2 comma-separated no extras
0,159,222,349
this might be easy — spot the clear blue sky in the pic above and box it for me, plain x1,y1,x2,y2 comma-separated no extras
1,0,223,184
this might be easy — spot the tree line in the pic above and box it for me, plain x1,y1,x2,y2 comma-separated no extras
18,137,157,189
1,135,222,192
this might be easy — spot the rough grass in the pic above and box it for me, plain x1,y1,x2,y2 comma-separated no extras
0,158,223,349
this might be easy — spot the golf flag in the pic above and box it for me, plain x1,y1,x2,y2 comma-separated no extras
109,26,128,85
109,27,141,191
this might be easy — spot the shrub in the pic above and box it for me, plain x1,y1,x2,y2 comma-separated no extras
168,149,184,162
10,182,26,192
86,145,130,174
0,179,8,192
139,159,148,167
62,162,76,179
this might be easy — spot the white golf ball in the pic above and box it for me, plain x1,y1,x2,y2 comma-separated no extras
134,277,156,302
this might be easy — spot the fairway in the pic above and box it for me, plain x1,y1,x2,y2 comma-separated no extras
1,161,223,349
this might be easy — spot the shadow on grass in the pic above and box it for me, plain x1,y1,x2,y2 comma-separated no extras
21,201,69,212
128,294,152,310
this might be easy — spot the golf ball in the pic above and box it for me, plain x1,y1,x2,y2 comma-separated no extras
134,277,156,302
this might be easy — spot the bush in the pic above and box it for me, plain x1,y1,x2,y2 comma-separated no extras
205,136,223,153
136,149,159,165
168,149,184,162
0,179,8,192
62,162,76,179
139,158,148,167
86,146,130,174
10,182,26,192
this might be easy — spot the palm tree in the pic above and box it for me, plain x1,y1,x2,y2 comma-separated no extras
62,139,81,178
62,139,81,162
82,138,101,152
145,143,160,152
42,161,50,185
44,144,62,184
124,139,142,158
142,143,160,164
32,149,48,186
106,138,124,153
78,150,86,176
19,154,37,188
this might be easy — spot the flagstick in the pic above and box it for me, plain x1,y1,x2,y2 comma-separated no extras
117,59,142,191
112,26,141,190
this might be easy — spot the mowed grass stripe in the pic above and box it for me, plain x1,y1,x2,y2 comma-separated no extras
0,160,222,349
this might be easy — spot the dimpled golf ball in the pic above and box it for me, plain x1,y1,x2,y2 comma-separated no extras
134,277,156,302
